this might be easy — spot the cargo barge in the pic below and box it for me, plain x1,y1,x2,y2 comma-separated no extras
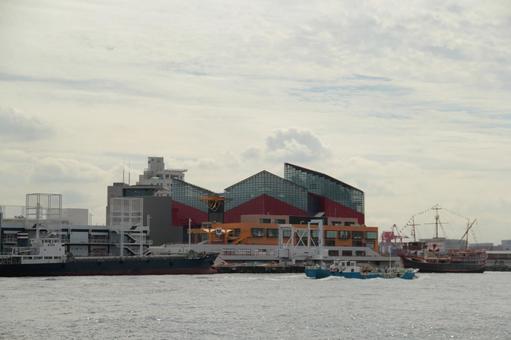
0,236,216,277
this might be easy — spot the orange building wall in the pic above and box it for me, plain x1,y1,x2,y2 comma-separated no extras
200,222,379,252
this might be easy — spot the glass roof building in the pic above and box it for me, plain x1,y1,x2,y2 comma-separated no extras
224,171,308,212
110,160,366,238
284,163,364,214
172,179,214,213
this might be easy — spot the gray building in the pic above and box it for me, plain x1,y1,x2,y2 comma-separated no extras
106,184,179,245
142,196,180,245
469,243,494,250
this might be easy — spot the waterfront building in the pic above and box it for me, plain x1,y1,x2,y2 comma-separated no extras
106,157,369,247
0,194,149,257
193,220,378,253
284,163,364,223
171,162,366,232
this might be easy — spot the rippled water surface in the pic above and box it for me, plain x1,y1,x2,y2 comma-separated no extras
1,272,510,339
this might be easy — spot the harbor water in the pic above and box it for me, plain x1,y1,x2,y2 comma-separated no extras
1,272,510,339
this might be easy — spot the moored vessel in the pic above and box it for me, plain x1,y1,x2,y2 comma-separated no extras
305,260,417,280
392,205,487,273
399,244,486,273
0,235,216,277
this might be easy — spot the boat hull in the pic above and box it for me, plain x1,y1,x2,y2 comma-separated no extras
305,268,417,280
400,256,485,273
340,271,382,279
304,268,330,279
0,254,217,277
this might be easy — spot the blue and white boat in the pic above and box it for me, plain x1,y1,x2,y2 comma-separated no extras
305,260,418,280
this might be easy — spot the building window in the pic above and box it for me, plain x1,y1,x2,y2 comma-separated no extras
259,218,271,224
266,229,278,238
342,250,352,256
352,231,363,240
325,240,335,246
251,228,265,237
365,232,378,240
355,250,366,256
325,231,337,239
339,231,351,240
274,218,286,224
282,229,291,238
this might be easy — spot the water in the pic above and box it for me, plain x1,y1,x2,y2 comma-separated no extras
1,272,510,339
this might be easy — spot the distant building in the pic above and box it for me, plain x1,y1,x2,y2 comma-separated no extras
61,208,90,226
469,243,494,250
501,240,511,250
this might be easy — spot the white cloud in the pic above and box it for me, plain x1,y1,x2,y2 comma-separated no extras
0,107,54,141
265,129,330,163
30,157,109,184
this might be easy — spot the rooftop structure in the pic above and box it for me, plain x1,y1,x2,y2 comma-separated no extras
137,156,187,193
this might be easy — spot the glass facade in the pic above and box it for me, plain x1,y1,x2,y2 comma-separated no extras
171,179,215,213
224,171,308,211
284,163,364,214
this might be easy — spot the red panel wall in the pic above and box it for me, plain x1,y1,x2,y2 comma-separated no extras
322,197,365,225
171,201,209,227
224,194,308,223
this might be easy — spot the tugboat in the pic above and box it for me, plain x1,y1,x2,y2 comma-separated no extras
398,205,487,273
0,233,217,277
305,260,418,280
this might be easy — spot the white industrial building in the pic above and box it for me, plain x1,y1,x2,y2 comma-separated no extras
0,193,150,257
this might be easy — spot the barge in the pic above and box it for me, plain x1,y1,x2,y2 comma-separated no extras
0,236,216,277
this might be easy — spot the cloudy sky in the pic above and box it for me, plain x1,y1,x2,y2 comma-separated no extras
1,0,510,242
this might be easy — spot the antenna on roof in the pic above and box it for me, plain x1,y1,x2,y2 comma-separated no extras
122,167,125,184
128,162,131,185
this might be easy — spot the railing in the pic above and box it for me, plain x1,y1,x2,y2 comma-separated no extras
0,256,22,265
89,237,110,244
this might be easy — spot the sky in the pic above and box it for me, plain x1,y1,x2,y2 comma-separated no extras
0,0,510,243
